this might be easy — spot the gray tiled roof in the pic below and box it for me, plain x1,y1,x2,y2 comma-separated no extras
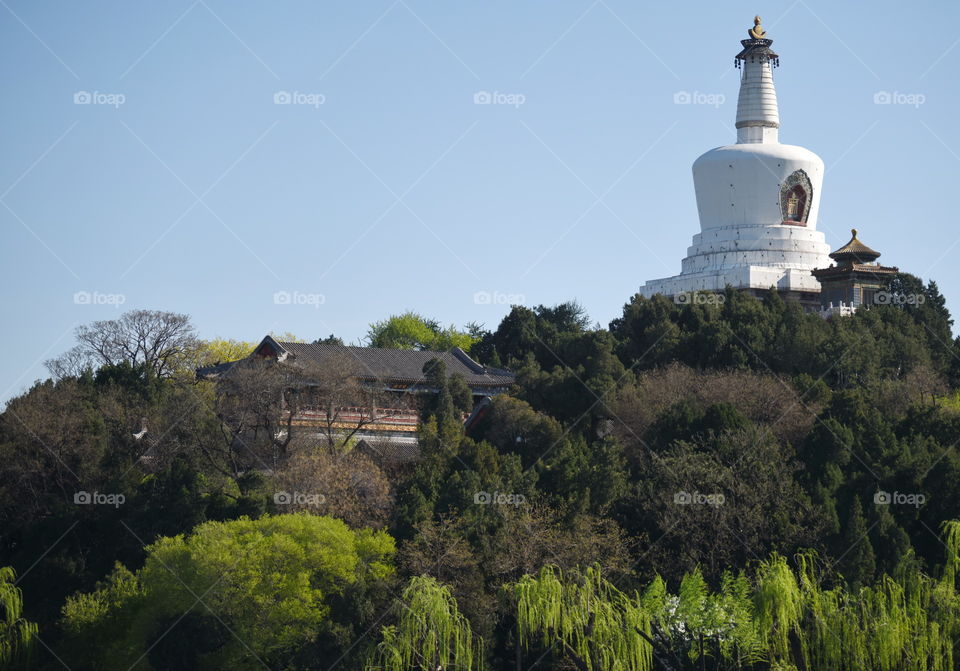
277,341,515,387
193,360,235,379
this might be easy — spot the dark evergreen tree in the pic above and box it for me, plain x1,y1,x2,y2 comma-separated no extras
838,498,876,590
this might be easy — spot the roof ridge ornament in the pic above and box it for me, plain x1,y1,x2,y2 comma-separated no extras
735,15,779,68
748,15,766,39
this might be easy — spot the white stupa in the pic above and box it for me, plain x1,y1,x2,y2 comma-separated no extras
641,17,832,306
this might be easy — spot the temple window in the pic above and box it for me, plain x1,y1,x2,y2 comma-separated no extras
780,170,813,224
784,185,806,221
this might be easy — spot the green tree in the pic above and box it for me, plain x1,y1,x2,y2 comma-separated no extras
312,334,345,346
510,565,652,671
0,567,37,670
477,301,590,369
422,359,458,427
62,514,396,670
839,498,876,590
193,338,258,366
367,312,477,351
367,575,483,671
617,426,825,583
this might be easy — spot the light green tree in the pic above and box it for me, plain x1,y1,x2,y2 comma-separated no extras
0,567,37,670
196,338,259,365
62,514,395,670
511,565,652,671
509,530,960,671
367,575,482,671
367,312,477,351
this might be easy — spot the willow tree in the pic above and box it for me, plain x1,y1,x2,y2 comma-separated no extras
940,519,960,587
641,568,764,668
506,531,960,671
0,567,37,669
790,552,955,671
367,576,483,671
754,555,803,664
510,565,652,671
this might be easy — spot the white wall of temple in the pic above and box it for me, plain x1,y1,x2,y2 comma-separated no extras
680,224,831,273
692,143,825,232
640,265,822,297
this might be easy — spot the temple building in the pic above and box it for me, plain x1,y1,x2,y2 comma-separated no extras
640,17,832,309
198,336,515,463
813,229,899,317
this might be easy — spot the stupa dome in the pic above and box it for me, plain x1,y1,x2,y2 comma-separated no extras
641,18,832,303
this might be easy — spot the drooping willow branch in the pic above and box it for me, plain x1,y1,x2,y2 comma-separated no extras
510,565,653,671
506,522,960,671
367,575,483,671
0,566,37,670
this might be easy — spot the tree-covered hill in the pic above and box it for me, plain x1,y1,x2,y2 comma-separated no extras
2,274,959,670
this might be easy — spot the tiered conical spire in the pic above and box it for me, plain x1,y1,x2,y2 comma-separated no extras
735,16,780,144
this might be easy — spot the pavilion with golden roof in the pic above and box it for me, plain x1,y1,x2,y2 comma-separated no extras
812,229,899,316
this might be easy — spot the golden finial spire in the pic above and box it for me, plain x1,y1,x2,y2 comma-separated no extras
748,15,767,39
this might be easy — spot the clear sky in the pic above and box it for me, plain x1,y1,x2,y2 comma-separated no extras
2,0,958,405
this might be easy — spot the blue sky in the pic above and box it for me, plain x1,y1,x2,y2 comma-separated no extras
1,0,958,405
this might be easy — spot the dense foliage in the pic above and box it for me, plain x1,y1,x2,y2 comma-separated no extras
1,274,959,669
60,514,394,670
510,522,960,671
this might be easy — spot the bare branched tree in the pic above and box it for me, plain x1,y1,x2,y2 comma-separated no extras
270,450,393,528
487,505,632,583
209,357,296,477
614,362,817,449
45,310,197,379
43,345,93,380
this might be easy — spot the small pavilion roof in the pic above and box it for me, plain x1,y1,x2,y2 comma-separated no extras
829,229,881,264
